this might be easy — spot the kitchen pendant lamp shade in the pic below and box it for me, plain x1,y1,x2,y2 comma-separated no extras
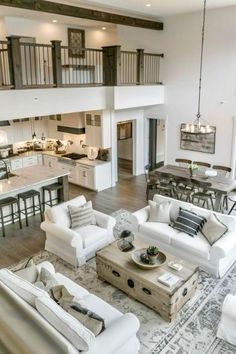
181,0,212,135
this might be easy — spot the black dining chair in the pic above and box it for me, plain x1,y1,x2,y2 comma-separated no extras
144,164,159,200
193,161,211,173
155,172,174,197
172,176,194,202
175,158,192,168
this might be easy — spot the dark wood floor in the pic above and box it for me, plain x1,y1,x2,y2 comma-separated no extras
0,173,148,268
118,158,133,179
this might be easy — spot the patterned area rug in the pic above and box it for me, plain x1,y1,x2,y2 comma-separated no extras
9,210,236,354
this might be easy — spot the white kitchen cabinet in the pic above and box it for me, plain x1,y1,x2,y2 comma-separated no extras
57,162,78,184
77,164,95,189
22,155,38,168
77,161,111,191
11,158,23,171
43,155,58,169
85,111,111,148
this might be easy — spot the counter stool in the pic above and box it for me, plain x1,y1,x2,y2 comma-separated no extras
0,197,22,237
42,183,63,211
18,190,43,226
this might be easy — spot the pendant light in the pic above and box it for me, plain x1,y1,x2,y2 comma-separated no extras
181,0,212,135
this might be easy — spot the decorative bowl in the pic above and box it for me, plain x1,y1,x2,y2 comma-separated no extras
131,248,166,270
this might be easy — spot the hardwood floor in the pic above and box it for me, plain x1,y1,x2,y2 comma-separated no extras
0,174,148,268
118,158,133,179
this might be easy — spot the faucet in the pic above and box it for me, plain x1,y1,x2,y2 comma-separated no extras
0,158,10,179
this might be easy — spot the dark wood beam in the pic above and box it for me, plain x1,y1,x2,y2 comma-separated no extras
0,0,163,31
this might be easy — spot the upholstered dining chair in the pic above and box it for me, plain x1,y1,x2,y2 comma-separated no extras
175,158,192,168
191,179,214,210
172,176,194,202
193,161,211,173
144,164,159,200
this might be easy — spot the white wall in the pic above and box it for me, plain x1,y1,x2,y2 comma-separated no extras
118,7,236,167
2,16,117,47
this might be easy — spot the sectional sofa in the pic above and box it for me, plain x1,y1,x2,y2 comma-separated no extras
132,194,236,277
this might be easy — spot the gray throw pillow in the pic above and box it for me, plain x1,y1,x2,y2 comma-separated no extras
201,214,228,245
171,208,206,237
68,201,96,228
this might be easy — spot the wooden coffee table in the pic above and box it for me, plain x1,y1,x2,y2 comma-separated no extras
96,240,198,322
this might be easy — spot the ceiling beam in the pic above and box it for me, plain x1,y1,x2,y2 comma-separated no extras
0,0,164,30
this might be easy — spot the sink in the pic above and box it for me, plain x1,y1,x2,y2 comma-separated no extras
0,172,17,180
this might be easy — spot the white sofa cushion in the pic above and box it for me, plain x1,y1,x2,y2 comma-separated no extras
73,225,108,248
171,231,211,260
153,194,192,221
53,273,90,299
35,296,96,351
0,269,49,307
81,294,122,327
46,195,87,228
139,222,178,245
148,200,171,223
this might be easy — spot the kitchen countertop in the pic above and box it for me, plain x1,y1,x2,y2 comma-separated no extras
10,151,111,166
0,165,69,197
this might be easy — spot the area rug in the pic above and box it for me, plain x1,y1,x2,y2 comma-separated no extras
9,209,236,354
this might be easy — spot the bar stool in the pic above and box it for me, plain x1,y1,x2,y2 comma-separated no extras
42,183,63,211
0,197,22,237
18,190,43,226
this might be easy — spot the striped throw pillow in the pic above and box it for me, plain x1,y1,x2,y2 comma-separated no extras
68,201,96,229
171,208,206,237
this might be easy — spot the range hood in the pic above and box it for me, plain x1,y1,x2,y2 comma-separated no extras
57,126,85,135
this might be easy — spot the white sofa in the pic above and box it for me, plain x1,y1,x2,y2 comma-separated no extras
0,261,140,354
217,294,236,346
41,196,116,267
132,194,236,278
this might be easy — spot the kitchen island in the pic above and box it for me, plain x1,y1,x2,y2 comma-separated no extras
0,165,69,200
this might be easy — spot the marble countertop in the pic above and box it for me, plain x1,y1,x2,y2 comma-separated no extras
10,151,110,167
0,165,69,197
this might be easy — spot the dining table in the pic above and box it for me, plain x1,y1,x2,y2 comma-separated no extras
155,164,236,212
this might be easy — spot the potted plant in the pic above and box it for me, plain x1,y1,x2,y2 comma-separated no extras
188,163,198,177
146,246,159,263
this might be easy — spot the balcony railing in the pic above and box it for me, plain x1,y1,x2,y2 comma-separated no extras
0,37,164,90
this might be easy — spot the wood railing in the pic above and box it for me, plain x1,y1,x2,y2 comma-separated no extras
0,36,164,90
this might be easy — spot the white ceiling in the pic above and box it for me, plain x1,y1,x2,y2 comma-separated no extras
57,0,236,18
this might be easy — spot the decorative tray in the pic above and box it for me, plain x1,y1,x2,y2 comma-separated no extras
131,248,166,270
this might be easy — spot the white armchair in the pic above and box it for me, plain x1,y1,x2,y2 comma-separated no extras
217,294,236,346
40,195,116,267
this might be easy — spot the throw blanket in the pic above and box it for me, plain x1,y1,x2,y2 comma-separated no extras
52,285,105,336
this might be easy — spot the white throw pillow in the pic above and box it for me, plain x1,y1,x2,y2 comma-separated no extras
148,200,171,223
201,214,228,245
35,296,95,351
0,269,49,307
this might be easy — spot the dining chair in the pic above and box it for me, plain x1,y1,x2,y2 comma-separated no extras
172,176,194,202
212,165,231,178
191,179,214,210
228,193,236,215
155,172,174,197
175,158,192,168
144,164,159,200
193,161,211,173
212,166,232,212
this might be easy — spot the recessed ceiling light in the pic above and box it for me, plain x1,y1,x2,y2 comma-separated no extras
52,19,57,23
146,3,151,7
102,26,107,30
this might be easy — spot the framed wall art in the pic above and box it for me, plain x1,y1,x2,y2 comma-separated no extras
68,28,85,58
180,123,216,154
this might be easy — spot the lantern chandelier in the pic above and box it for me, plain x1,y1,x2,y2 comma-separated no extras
181,0,212,135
